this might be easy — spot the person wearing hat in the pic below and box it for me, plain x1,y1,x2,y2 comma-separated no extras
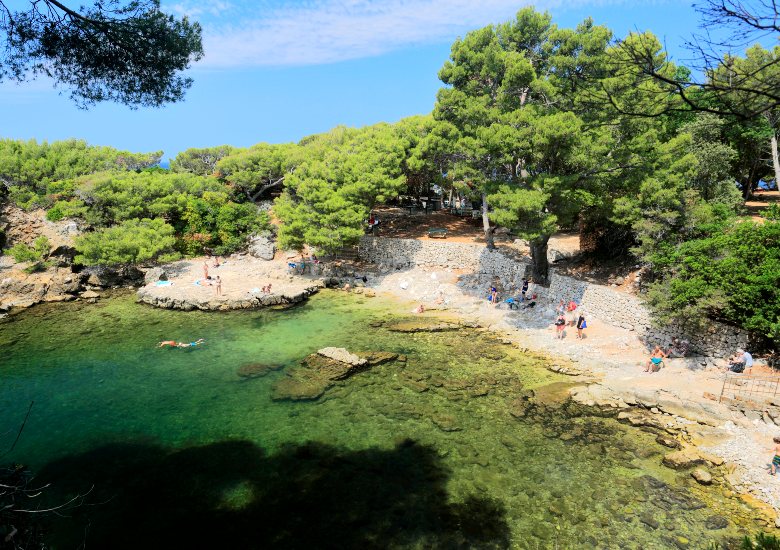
728,348,754,373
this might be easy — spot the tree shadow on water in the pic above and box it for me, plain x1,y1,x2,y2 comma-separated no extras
37,438,510,549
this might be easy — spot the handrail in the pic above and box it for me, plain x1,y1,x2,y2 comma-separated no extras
719,372,780,403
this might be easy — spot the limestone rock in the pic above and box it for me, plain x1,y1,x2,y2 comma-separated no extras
80,290,100,299
318,347,367,366
656,435,681,449
248,233,276,260
662,449,706,470
271,376,327,401
547,364,584,376
431,413,462,432
691,468,713,485
144,267,168,284
385,320,461,333
83,265,144,288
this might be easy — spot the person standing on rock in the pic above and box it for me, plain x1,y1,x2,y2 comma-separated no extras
770,436,780,475
521,279,529,301
576,313,587,339
215,276,222,297
554,314,566,339
203,261,209,280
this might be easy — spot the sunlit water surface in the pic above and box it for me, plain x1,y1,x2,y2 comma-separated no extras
0,291,762,548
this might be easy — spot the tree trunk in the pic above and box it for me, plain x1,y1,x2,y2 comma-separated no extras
771,133,780,188
529,235,550,286
481,192,495,250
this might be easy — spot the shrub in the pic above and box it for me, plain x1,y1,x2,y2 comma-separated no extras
7,236,51,263
75,218,179,266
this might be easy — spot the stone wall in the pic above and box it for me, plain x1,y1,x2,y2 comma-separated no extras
359,236,749,357
358,236,531,286
547,271,749,357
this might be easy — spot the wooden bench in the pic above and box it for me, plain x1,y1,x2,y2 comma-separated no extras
428,228,448,239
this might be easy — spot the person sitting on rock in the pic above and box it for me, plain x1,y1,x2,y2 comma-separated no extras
413,304,425,314
644,346,667,372
667,337,690,358
728,349,753,373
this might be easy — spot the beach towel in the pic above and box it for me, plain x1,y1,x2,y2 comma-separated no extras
155,280,173,287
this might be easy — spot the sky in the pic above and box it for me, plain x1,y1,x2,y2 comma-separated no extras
0,0,706,163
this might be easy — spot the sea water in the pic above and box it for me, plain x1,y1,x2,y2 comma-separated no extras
0,291,763,548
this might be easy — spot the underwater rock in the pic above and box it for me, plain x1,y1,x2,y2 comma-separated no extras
640,512,660,529
385,320,461,333
237,363,282,379
272,348,399,401
431,413,462,432
691,468,713,485
656,435,681,449
704,515,729,530
359,351,399,366
547,364,585,376
271,376,327,401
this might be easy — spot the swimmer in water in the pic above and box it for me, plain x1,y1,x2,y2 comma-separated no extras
177,338,205,348
158,340,177,348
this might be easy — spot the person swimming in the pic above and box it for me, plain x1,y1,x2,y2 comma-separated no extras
177,339,205,348
159,339,204,348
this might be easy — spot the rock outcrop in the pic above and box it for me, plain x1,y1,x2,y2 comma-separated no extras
248,233,276,260
272,348,398,401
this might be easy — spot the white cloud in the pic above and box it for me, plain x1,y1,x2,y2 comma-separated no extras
196,0,621,68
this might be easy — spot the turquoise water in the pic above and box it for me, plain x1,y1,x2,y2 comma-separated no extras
0,292,764,548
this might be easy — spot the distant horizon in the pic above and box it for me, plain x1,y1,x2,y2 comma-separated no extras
0,0,717,161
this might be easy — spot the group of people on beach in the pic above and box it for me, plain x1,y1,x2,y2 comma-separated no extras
202,258,223,296
554,298,587,340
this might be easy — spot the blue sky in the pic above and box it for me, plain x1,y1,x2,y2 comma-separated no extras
0,0,703,162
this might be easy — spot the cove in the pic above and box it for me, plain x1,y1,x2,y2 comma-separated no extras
0,291,762,548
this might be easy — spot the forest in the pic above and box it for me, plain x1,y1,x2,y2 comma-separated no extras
0,7,778,345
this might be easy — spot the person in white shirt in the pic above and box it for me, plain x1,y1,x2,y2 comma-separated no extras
728,349,754,373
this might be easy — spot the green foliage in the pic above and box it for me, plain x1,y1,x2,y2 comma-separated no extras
0,138,162,207
217,142,303,202
7,235,51,263
646,220,780,339
274,124,406,253
1,1,203,108
743,532,780,550
171,146,236,176
766,204,780,221
433,7,616,275
74,218,179,266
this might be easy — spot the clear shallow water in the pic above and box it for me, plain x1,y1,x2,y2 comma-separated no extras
0,292,763,548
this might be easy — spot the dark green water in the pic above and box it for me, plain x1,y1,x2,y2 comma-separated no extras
0,292,763,548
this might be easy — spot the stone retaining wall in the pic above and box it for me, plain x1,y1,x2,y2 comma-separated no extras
359,236,531,285
359,236,749,357
547,271,749,357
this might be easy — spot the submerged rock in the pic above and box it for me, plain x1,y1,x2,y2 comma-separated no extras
691,468,713,485
237,363,283,379
272,376,327,401
705,515,728,530
431,413,462,432
385,320,461,333
272,348,400,401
